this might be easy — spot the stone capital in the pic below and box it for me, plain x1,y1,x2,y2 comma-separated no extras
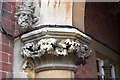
20,26,92,73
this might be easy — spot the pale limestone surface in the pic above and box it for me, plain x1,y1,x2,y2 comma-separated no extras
36,0,73,25
15,0,85,32
36,70,74,78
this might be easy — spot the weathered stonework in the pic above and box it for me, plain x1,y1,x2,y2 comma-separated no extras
21,38,91,60
14,0,91,78
15,0,38,33
18,26,92,78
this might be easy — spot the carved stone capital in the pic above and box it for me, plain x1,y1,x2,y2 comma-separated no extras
20,26,92,72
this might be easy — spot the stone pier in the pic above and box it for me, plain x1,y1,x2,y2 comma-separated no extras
13,0,91,78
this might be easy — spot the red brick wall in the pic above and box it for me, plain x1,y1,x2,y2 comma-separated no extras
84,2,119,53
75,2,120,78
0,1,16,79
75,57,95,78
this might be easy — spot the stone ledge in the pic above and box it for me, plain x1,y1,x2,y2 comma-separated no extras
21,26,91,43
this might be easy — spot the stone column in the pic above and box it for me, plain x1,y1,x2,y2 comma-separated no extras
14,0,91,78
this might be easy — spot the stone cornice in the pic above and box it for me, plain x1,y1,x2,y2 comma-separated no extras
15,0,39,33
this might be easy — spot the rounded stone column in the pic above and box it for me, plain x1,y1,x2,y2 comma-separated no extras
36,70,74,78
34,54,78,78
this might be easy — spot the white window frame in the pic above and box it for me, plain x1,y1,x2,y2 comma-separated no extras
110,64,116,80
96,58,105,80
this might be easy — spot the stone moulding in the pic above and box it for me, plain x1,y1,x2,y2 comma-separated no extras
35,64,78,73
21,27,91,43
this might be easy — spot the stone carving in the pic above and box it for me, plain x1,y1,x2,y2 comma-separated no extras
36,38,57,56
22,61,34,70
15,0,38,32
21,42,36,57
77,45,91,60
56,42,68,56
22,60,35,78
21,38,91,59
55,39,81,56
64,39,81,53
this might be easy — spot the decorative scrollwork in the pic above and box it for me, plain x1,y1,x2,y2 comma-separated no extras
21,60,35,78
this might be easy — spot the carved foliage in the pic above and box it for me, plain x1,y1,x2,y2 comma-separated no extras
64,39,81,53
37,38,57,55
21,42,35,57
21,42,40,58
21,38,91,59
77,45,91,60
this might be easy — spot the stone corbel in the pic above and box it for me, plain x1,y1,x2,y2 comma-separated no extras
15,0,39,33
